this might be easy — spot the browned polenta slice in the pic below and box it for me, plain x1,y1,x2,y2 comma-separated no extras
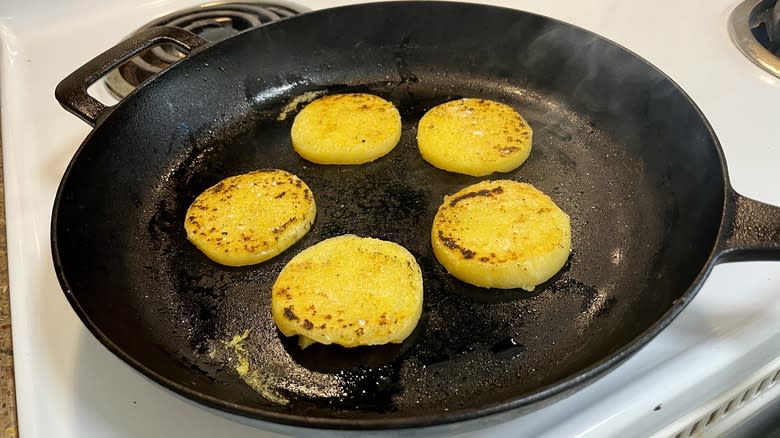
184,169,316,267
271,235,423,348
417,98,532,176
290,93,402,164
432,180,570,290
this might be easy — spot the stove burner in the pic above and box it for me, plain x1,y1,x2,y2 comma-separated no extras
729,0,780,78
104,2,305,98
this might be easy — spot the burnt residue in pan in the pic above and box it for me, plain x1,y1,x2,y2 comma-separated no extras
130,74,664,417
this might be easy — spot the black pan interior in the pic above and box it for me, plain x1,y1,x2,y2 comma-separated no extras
52,1,726,428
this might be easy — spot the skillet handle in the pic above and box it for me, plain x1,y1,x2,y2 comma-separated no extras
716,189,780,262
55,26,208,127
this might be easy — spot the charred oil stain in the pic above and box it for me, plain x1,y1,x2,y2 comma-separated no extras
394,36,419,85
315,180,428,241
352,181,427,221
594,297,618,317
147,200,178,253
547,273,614,317
173,270,235,341
329,363,403,412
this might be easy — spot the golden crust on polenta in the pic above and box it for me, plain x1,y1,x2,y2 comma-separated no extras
432,180,570,291
290,93,402,164
184,170,316,267
272,235,423,349
417,98,532,176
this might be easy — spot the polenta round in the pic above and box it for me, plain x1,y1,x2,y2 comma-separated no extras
290,93,402,164
272,235,423,349
417,98,532,176
432,180,570,291
184,170,316,267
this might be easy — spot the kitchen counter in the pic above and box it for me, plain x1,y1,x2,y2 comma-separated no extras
0,152,17,438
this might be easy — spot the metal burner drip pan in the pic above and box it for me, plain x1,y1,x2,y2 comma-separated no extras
729,0,780,78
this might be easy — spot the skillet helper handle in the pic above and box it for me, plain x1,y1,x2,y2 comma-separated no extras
717,189,780,262
55,26,208,127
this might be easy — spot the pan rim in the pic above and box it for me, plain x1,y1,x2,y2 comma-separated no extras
50,0,732,430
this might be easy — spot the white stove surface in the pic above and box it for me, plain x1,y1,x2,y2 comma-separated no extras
2,0,780,437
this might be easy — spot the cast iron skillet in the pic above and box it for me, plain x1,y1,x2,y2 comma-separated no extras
53,1,780,429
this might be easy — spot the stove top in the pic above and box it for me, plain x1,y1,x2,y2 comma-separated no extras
105,2,305,98
1,1,780,437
